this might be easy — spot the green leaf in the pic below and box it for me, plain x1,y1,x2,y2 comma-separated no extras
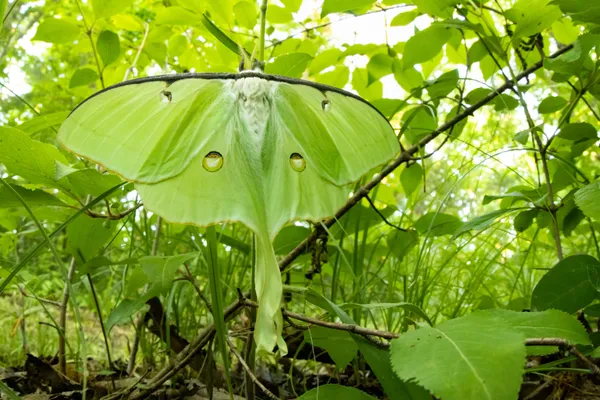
352,67,383,101
401,106,436,144
105,298,149,333
155,7,203,25
17,112,70,135
514,129,531,145
281,0,302,12
514,209,538,232
0,184,69,209
140,252,199,294
557,122,598,141
493,94,519,111
33,18,80,43
314,66,350,88
411,0,460,19
371,98,407,120
303,326,358,369
414,212,462,237
391,10,419,26
426,69,459,99
390,312,525,400
505,0,562,40
538,96,568,114
67,215,117,264
0,126,69,186
551,18,580,44
309,48,344,75
532,254,600,313
267,5,293,24
400,163,423,196
486,309,591,355
367,53,394,85
233,1,257,29
393,60,424,92
58,167,123,198
403,25,450,69
321,0,375,17
584,303,600,317
453,208,523,238
297,385,377,400
97,30,120,67
92,0,134,19
575,181,600,221
273,225,310,255
69,68,99,89
386,229,419,262
266,52,313,78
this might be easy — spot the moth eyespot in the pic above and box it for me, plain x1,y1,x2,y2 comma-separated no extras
289,153,306,172
161,90,172,103
202,151,223,172
321,100,331,112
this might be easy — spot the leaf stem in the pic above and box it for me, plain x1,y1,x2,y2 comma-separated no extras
257,0,268,67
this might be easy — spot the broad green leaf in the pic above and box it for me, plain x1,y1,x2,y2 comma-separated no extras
400,163,423,196
321,0,375,17
352,67,383,101
92,0,134,19
17,112,69,135
67,215,117,264
493,94,519,111
393,60,424,92
414,212,462,237
330,203,395,238
111,14,145,31
367,53,394,85
140,252,199,294
33,18,80,43
514,130,530,145
488,309,591,356
403,25,449,68
281,0,302,12
314,66,350,88
371,98,407,120
0,126,68,186
309,48,344,75
266,52,313,78
168,34,188,57
57,167,123,198
105,298,149,333
303,326,358,369
401,106,436,144
391,10,419,26
514,209,538,232
268,5,293,24
155,7,203,25
538,96,568,114
391,312,525,400
426,69,459,99
557,122,598,141
552,18,580,44
453,208,523,238
411,0,459,19
584,304,600,318
532,255,600,313
574,181,600,221
297,385,377,400
97,30,120,67
0,184,69,209
234,1,257,29
505,0,562,39
273,225,310,255
69,68,99,88
387,229,419,262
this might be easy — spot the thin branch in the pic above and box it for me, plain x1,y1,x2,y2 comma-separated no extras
227,337,280,400
525,338,600,375
277,44,574,271
364,195,406,232
85,203,142,220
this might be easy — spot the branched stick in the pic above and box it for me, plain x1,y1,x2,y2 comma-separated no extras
525,338,600,375
278,44,574,271
227,337,280,400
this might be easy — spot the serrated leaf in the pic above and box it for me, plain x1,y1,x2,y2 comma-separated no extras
303,327,358,369
532,254,600,314
266,52,313,78
298,385,377,400
391,312,525,400
33,18,80,43
0,184,69,209
575,181,600,220
69,68,99,88
97,30,120,67
414,212,462,237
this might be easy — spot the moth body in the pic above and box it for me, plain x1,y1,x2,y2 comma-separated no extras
231,77,273,152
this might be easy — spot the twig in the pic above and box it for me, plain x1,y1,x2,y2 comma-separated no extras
85,203,142,220
365,195,406,232
277,44,574,272
227,337,280,400
181,263,213,312
124,23,149,81
17,286,61,307
525,338,600,375
58,257,76,374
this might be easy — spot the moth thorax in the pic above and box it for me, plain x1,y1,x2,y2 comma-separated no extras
233,77,272,150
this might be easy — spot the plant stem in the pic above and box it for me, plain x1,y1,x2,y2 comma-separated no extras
257,0,268,66
58,258,76,374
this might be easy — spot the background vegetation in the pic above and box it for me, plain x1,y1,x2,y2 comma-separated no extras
0,0,600,399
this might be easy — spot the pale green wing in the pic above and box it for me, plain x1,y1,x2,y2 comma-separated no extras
58,79,228,183
272,82,399,186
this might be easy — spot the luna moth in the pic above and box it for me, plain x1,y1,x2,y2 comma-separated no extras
58,71,399,354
